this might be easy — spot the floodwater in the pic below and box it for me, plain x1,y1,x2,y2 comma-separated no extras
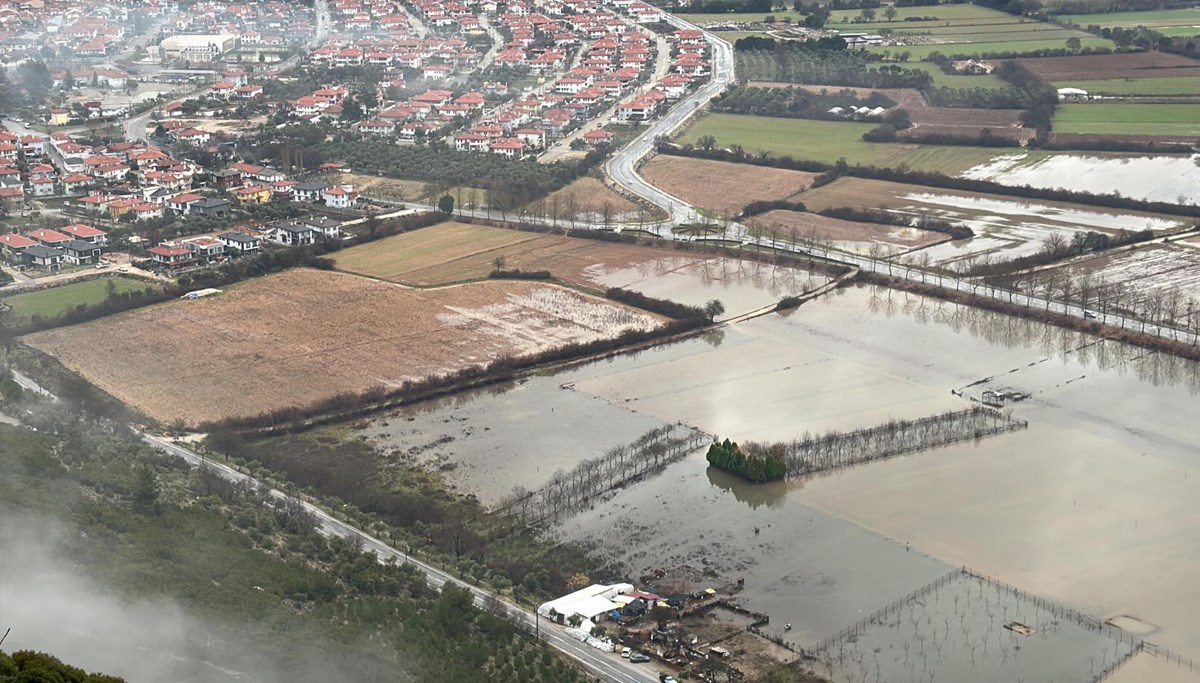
896,191,1185,266
583,256,830,319
558,285,1200,668
359,375,668,508
962,153,1200,206
359,280,1200,677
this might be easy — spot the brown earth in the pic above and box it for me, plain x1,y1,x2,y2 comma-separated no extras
640,155,818,216
22,269,661,425
334,221,716,288
748,209,948,249
528,176,645,218
1016,52,1200,80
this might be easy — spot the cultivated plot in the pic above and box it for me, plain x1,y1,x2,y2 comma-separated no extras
22,269,661,425
962,153,1200,206
796,177,1185,266
640,155,818,217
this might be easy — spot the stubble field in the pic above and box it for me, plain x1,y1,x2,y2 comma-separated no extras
640,155,818,217
22,269,661,425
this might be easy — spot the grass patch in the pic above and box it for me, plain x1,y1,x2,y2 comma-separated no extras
1057,7,1200,32
677,113,1019,174
1055,76,1200,95
868,35,1111,59
681,9,807,23
1,276,155,325
903,61,1009,89
1053,103,1200,135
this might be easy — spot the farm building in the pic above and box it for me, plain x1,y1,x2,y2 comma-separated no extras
1057,87,1089,102
538,583,633,632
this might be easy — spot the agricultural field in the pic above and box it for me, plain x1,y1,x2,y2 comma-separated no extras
1053,103,1200,136
1017,51,1200,81
334,221,681,286
1055,75,1200,96
1058,8,1200,38
677,113,1020,173
0,276,154,326
22,269,661,425
963,152,1200,205
334,222,833,316
824,3,1109,58
1054,242,1200,323
526,177,646,220
640,155,818,216
796,176,1188,266
679,9,807,24
746,209,949,256
899,60,1009,89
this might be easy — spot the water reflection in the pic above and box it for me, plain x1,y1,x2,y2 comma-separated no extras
867,285,1200,394
705,465,788,509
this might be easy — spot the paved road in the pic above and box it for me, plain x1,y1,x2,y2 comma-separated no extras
605,16,736,226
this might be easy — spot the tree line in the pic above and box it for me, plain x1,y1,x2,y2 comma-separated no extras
743,407,1027,479
712,85,895,121
656,144,1200,219
735,44,934,89
818,206,975,240
497,426,709,524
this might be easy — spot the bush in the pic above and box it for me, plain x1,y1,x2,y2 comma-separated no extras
706,438,786,482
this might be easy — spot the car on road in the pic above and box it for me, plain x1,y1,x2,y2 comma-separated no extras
629,653,650,663
659,676,678,683
1084,310,1098,319
117,266,129,272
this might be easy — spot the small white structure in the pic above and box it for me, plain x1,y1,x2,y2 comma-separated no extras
1057,87,1088,102
538,583,633,633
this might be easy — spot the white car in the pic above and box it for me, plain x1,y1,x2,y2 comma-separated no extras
117,266,130,273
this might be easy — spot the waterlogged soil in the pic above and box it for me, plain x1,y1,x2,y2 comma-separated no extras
359,377,668,508
583,256,830,319
962,153,1200,206
553,285,1200,665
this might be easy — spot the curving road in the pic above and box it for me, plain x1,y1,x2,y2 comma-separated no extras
606,15,736,226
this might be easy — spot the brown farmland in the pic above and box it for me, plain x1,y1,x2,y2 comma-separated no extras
529,176,644,218
639,155,818,216
748,210,948,252
23,269,661,425
335,221,732,288
1016,52,1200,80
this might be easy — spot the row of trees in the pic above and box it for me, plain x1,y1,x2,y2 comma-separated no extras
497,426,709,523
743,407,1027,478
734,44,935,89
712,85,895,120
706,438,787,482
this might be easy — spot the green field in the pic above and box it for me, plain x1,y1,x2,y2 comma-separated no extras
1,276,152,324
868,35,1111,59
677,113,1031,173
678,8,807,23
1053,103,1200,135
828,3,1009,23
902,61,1009,89
1056,76,1200,95
1058,7,1200,34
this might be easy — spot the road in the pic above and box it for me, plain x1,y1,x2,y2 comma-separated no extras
605,15,736,226
4,368,660,683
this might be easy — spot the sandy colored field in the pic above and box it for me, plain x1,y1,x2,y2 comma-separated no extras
23,269,661,425
748,209,948,255
1017,51,1200,80
322,172,440,201
529,177,642,218
335,222,712,288
640,155,817,216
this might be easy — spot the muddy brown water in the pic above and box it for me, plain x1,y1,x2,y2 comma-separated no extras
362,283,1200,674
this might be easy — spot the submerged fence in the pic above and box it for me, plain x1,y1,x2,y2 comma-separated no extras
742,407,1028,479
495,424,710,524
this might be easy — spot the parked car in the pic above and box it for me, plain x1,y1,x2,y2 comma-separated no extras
660,676,678,683
620,648,631,659
629,653,650,663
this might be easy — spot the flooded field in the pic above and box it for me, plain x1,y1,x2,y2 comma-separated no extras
901,191,1185,267
962,153,1200,206
583,255,830,317
1052,242,1200,323
812,572,1141,683
349,280,1200,679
